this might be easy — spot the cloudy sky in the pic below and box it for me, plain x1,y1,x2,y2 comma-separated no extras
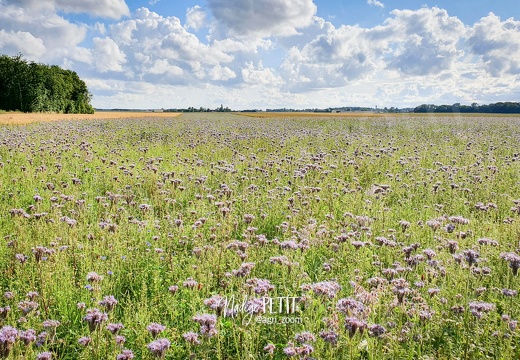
1,0,520,110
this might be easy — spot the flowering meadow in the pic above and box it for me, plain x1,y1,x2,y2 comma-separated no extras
0,113,519,359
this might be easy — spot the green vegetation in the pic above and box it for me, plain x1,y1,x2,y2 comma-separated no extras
0,113,519,359
414,102,520,114
0,54,94,114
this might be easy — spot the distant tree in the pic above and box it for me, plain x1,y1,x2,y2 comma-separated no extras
0,53,94,113
414,102,520,114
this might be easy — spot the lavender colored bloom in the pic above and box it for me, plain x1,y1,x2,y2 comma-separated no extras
26,291,39,300
283,343,297,357
168,285,179,294
182,331,201,345
19,328,36,346
296,343,314,356
500,252,520,275
337,298,365,316
263,342,276,354
305,280,341,299
294,331,316,344
78,336,92,346
391,278,411,304
36,331,48,347
107,323,124,334
183,277,198,288
147,338,170,359
15,253,28,264
86,272,103,283
231,262,255,277
18,300,38,315
42,320,60,329
83,308,108,332
98,295,118,311
502,289,518,297
463,249,480,267
319,330,339,344
36,352,52,360
469,301,495,318
193,314,218,337
245,297,268,315
204,294,227,312
0,326,18,357
246,278,275,295
368,324,387,337
0,306,10,320
116,349,135,360
345,317,368,337
147,323,166,338
115,335,126,346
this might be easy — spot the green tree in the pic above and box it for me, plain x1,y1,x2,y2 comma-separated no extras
0,53,94,114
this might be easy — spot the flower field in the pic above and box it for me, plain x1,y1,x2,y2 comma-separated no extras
0,113,519,359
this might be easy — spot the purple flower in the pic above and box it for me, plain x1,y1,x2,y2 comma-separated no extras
116,349,134,360
319,330,339,344
469,301,495,318
147,338,170,359
263,342,276,354
305,280,341,299
231,262,255,277
500,252,520,275
193,314,217,337
36,352,52,360
345,317,368,337
83,308,108,332
42,320,60,329
115,335,126,346
182,331,201,345
147,323,166,338
502,289,518,297
337,298,365,316
463,249,480,267
0,326,18,357
19,329,36,346
98,295,118,311
368,324,386,337
294,331,315,344
86,272,103,283
78,336,92,346
17,300,38,315
183,278,198,288
107,323,124,334
0,306,10,321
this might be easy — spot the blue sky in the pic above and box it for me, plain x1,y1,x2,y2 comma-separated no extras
1,0,520,109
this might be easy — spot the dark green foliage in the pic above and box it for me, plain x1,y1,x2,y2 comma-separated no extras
0,53,94,114
414,102,520,114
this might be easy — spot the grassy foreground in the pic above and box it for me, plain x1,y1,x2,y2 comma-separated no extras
0,113,519,359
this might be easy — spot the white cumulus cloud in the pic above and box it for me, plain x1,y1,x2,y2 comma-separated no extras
207,0,317,38
92,37,127,73
185,5,206,30
4,0,129,19
467,13,520,76
367,0,384,8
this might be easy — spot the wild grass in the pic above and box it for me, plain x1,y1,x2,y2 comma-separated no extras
0,113,519,359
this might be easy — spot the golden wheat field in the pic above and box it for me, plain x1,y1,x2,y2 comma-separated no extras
0,111,182,125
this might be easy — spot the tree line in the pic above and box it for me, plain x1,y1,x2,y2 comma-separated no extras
414,102,520,114
0,53,94,114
